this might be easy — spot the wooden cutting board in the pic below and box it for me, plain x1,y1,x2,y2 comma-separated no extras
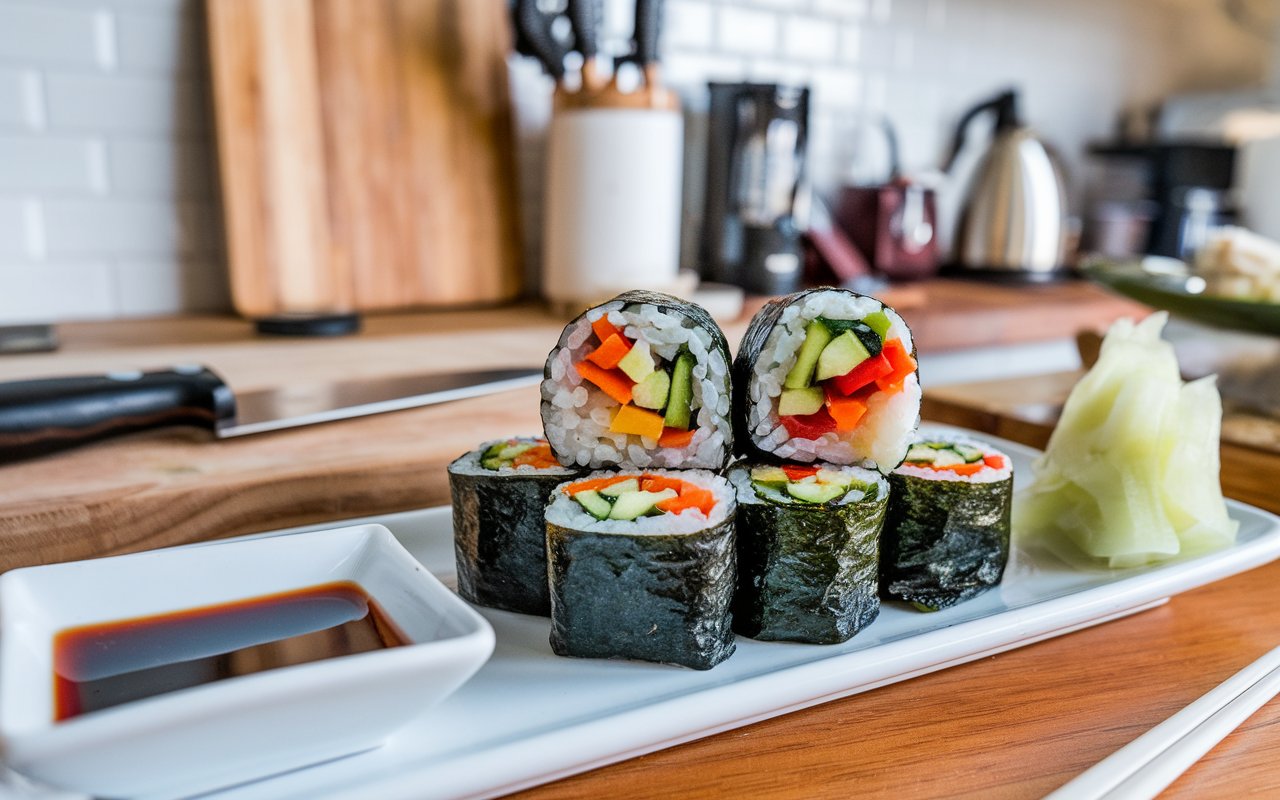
206,0,522,317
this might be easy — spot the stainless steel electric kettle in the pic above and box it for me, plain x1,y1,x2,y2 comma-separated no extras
943,89,1069,279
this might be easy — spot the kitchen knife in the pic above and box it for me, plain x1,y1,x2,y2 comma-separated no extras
0,365,541,465
513,0,568,82
566,0,602,89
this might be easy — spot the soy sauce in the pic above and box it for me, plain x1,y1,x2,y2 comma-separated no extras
53,581,408,722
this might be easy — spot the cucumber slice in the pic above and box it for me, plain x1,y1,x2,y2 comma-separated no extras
953,444,985,463
496,442,534,461
607,489,676,520
617,339,656,383
664,351,695,430
750,466,790,486
786,482,844,504
817,317,883,356
783,320,833,389
633,369,671,410
481,442,505,461
862,311,892,340
904,444,939,463
930,448,965,467
573,489,612,520
815,331,872,381
778,387,824,417
600,478,640,497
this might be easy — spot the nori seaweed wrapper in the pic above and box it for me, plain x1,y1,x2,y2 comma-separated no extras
449,450,581,616
541,290,734,469
731,287,917,467
547,515,737,670
731,465,886,644
880,471,1012,611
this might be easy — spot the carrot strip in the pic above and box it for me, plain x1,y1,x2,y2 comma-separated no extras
585,333,631,369
875,339,917,393
609,404,665,440
657,428,696,448
657,487,715,515
591,316,624,344
562,474,635,495
825,389,868,432
924,462,984,476
574,360,633,405
983,454,1006,470
642,475,686,493
511,443,559,469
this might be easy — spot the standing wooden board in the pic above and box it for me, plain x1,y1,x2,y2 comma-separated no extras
207,0,522,317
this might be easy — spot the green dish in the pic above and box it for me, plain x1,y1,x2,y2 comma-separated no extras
1085,258,1280,337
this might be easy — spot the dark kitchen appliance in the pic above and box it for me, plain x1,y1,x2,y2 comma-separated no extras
834,120,939,281
944,89,1069,280
1086,142,1237,258
701,82,810,295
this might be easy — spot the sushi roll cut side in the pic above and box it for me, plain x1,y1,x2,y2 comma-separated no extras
547,469,737,670
542,291,733,470
734,288,921,470
448,437,583,616
731,463,888,644
882,437,1013,612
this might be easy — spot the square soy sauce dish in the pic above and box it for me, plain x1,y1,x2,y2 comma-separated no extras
0,524,494,799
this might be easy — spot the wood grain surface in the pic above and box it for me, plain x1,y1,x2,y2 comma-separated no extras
2,284,1277,796
0,281,1145,572
206,0,521,317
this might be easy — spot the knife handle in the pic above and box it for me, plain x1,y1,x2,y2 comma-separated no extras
0,366,236,465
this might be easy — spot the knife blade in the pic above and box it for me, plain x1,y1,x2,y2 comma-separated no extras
0,365,542,464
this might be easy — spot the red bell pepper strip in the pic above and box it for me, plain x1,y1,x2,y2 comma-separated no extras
983,454,1006,470
780,407,837,439
875,339,917,392
781,464,819,481
830,352,894,396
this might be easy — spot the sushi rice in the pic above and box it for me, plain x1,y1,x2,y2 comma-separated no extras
740,288,921,469
542,295,732,470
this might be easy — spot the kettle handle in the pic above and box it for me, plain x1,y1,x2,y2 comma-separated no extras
941,89,1019,174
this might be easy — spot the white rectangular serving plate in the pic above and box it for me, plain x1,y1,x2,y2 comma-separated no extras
58,426,1280,800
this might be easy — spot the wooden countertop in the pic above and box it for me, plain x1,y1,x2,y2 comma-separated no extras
9,279,1269,799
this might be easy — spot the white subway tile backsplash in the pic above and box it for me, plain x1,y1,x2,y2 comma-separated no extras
783,16,839,62
0,262,114,323
717,7,778,56
0,3,104,69
841,25,863,63
113,259,228,316
107,138,215,199
813,0,869,19
0,197,26,256
44,73,207,134
0,69,26,129
0,135,103,192
115,7,204,74
811,66,863,109
42,198,219,258
665,2,715,51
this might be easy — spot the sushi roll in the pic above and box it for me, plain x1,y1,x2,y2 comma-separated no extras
881,436,1013,611
448,437,582,616
733,288,921,470
546,469,737,670
541,291,733,470
730,463,888,644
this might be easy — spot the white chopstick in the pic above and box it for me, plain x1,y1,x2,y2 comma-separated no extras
1046,645,1280,800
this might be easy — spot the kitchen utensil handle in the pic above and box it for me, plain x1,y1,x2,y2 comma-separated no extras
0,367,236,465
566,0,599,60
634,0,663,67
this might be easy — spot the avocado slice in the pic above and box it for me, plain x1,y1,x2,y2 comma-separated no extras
778,387,824,417
573,489,613,520
815,331,872,381
786,482,844,504
633,369,671,410
617,339,656,383
783,320,833,389
664,350,695,429
861,310,892,341
750,466,790,486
